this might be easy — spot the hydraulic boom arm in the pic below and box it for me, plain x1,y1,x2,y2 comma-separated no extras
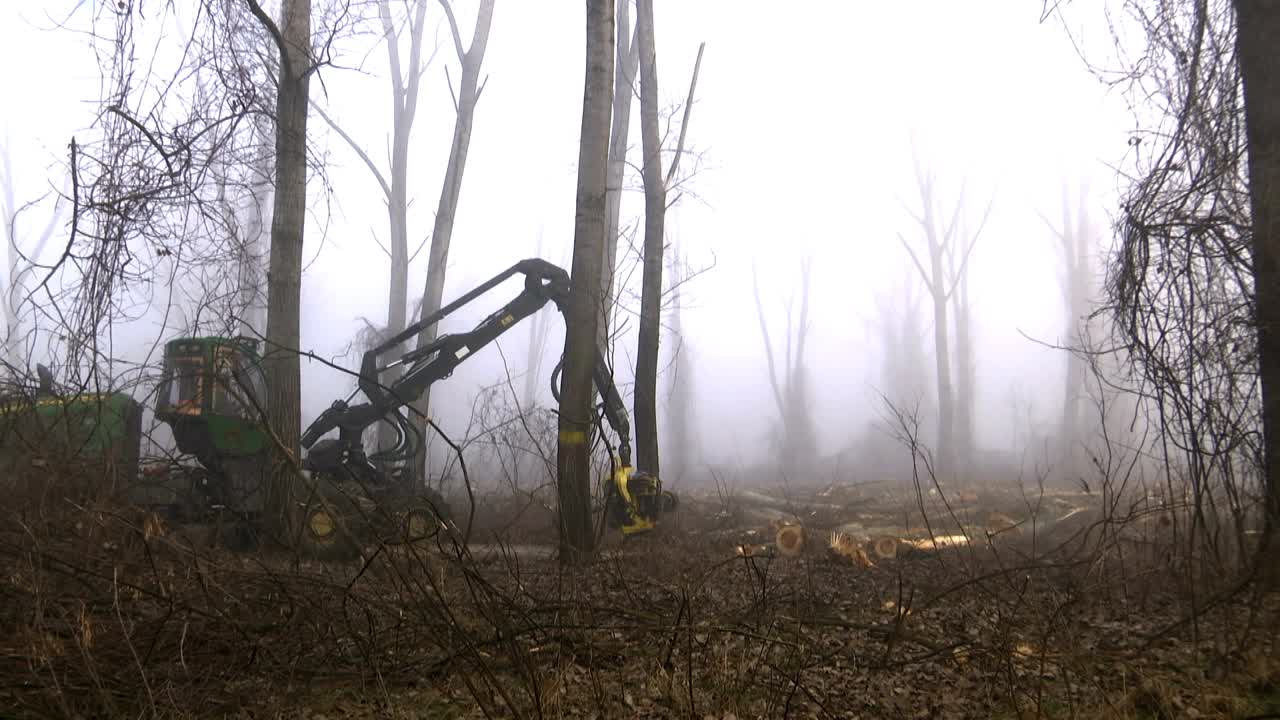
300,259,632,469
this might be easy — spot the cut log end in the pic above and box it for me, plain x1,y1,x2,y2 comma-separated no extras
776,524,806,557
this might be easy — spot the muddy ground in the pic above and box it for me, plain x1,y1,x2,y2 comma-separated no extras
2,478,1279,719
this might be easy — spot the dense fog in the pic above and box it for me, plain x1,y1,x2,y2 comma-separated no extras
1,2,1147,489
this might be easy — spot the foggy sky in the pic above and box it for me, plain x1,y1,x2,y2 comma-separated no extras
0,2,1137,476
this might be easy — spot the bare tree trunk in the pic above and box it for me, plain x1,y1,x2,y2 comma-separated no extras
383,0,428,350
558,0,614,564
927,238,955,476
410,0,495,481
752,259,816,473
902,159,989,479
251,0,312,532
381,0,429,453
788,258,816,471
599,0,638,353
664,246,692,483
1235,0,1280,577
313,0,433,455
1043,185,1095,480
954,264,974,475
633,0,665,478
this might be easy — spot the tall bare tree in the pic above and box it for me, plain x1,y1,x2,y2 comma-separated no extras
1236,0,1280,575
663,242,695,483
314,0,437,453
1053,0,1269,578
410,0,495,477
867,265,931,415
898,156,989,477
247,0,313,528
753,258,817,474
632,10,705,478
558,0,614,563
599,0,639,352
632,0,665,477
946,215,980,474
1040,184,1095,476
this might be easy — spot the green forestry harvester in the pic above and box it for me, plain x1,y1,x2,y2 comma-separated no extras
0,364,143,500
0,259,676,558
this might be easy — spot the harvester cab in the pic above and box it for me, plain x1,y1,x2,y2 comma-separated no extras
153,336,271,516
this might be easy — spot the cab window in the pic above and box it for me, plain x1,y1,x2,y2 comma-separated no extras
212,346,264,419
160,355,205,416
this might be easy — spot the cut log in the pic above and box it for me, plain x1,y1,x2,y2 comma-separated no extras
910,534,971,552
736,489,844,514
871,535,901,560
827,530,874,567
775,523,806,557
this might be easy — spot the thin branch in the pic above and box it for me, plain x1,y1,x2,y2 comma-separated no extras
244,0,290,77
897,232,936,293
944,194,994,302
752,262,787,420
310,100,392,199
438,0,466,64
664,41,705,189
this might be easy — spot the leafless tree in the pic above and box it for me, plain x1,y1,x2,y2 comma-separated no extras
409,0,496,476
45,0,305,390
557,0,614,564
1047,0,1276,578
313,0,441,453
1039,183,1097,478
1236,0,1280,580
866,264,932,423
662,241,696,484
632,0,666,478
632,6,705,478
0,144,64,375
946,215,978,474
752,258,817,476
246,0,317,528
599,0,639,353
897,153,990,478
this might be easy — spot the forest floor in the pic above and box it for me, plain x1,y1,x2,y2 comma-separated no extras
3,477,1280,719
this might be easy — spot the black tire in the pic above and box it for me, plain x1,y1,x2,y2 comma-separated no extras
396,487,453,544
660,490,678,513
294,479,362,561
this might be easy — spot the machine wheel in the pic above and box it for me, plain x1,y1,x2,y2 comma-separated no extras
397,488,453,544
660,490,679,513
295,481,361,561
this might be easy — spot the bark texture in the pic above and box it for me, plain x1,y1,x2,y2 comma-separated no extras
256,0,312,531
557,0,614,563
633,0,665,478
1235,0,1280,577
599,1,638,352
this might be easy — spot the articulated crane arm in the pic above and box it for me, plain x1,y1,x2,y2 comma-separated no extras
299,258,671,534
